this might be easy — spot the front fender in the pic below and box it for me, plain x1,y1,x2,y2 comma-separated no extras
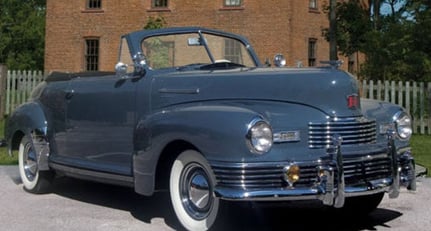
5,101,50,170
361,98,411,148
136,104,261,161
132,104,262,195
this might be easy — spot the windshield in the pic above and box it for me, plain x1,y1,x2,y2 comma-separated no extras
141,32,256,70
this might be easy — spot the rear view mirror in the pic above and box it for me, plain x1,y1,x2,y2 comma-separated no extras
188,37,202,46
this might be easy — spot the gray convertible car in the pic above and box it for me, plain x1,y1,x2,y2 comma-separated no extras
5,27,416,231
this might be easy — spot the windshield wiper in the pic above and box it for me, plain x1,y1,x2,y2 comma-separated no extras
199,62,246,70
176,63,208,71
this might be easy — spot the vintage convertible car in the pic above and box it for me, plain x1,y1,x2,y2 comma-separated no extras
5,27,416,231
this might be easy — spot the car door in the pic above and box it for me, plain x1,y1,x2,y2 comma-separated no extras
59,75,137,176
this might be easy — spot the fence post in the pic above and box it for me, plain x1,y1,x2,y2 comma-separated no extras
0,64,7,118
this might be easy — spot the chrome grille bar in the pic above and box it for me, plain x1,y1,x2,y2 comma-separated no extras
308,117,377,148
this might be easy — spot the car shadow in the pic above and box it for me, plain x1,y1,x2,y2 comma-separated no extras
11,174,402,231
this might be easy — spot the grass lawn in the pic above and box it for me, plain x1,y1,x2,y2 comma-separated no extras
0,119,18,165
0,119,429,176
410,134,431,176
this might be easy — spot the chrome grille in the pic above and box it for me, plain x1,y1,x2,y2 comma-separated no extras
308,117,376,148
211,156,392,190
211,163,319,189
343,156,392,185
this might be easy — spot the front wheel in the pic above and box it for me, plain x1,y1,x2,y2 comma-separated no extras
18,135,53,194
169,150,219,231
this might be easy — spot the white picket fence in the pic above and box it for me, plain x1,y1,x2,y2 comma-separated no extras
360,80,431,134
0,69,430,134
4,70,45,115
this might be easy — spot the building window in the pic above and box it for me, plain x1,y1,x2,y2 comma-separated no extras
152,0,168,8
224,39,242,63
87,0,101,9
309,0,317,10
224,0,242,7
85,38,99,71
308,38,317,67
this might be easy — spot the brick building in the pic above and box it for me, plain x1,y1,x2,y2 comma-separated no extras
45,0,365,74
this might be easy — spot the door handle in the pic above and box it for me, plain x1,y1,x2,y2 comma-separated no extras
65,90,74,100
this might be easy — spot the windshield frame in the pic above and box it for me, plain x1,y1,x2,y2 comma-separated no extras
120,27,262,72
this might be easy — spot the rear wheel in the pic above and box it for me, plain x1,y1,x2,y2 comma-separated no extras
169,150,219,231
18,135,53,194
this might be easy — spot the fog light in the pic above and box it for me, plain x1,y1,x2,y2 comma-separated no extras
318,168,325,178
283,165,300,186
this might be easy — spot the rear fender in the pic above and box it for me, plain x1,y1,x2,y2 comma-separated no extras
5,101,50,170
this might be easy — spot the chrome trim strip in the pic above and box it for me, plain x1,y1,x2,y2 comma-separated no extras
308,117,377,148
214,183,392,202
158,88,200,94
50,163,134,187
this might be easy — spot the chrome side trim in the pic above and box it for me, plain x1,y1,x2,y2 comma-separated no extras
50,163,134,187
158,88,200,94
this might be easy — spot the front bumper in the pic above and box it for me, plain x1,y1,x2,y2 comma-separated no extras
212,135,416,208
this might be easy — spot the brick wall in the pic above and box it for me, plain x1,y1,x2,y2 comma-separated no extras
45,0,361,73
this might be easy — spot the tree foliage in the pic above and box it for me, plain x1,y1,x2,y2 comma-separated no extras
143,16,169,68
328,0,431,82
323,1,372,57
144,16,167,30
0,0,46,70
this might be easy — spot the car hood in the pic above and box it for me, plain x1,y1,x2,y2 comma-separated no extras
150,67,362,117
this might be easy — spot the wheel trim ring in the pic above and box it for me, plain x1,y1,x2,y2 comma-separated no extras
180,162,213,220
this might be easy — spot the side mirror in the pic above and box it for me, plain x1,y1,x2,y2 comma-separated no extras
115,62,128,77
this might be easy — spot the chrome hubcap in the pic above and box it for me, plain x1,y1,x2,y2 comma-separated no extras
180,163,212,220
23,143,38,182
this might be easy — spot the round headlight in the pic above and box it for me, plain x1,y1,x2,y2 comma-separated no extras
247,119,273,154
393,111,412,140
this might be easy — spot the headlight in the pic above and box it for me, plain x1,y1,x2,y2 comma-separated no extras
393,111,412,140
246,119,273,154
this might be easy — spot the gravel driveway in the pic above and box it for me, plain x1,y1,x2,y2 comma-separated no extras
1,165,430,231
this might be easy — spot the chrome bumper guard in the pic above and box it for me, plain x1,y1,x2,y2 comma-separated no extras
214,133,417,208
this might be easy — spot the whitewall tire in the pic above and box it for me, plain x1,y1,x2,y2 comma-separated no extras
170,150,220,231
18,135,52,194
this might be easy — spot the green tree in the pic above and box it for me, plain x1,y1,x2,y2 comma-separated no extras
360,17,415,81
143,16,169,68
323,1,372,57
0,0,46,70
405,0,431,81
144,16,167,30
327,0,431,81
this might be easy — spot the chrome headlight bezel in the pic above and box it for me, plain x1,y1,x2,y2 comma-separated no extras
393,111,412,140
246,118,273,154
